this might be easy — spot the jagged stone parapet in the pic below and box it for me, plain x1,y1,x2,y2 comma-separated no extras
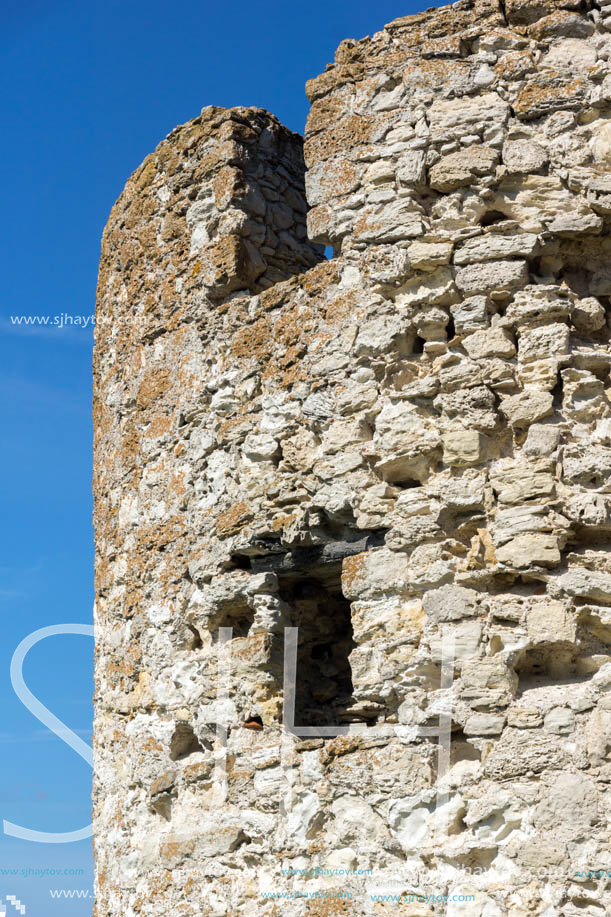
94,2,611,914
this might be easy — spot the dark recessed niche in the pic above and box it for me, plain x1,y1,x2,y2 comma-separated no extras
413,335,426,354
479,209,508,227
229,553,252,570
278,565,355,727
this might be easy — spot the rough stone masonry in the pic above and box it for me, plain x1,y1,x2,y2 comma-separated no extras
93,0,611,913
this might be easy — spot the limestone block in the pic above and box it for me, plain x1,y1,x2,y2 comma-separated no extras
544,209,603,236
454,232,539,265
341,547,408,601
496,534,561,568
353,198,424,243
242,433,279,461
499,390,553,428
571,297,606,333
422,584,479,623
484,729,567,778
587,177,611,215
562,446,611,491
555,568,611,603
507,707,543,728
442,429,485,467
505,285,570,328
429,145,499,192
462,327,516,359
543,706,575,734
396,150,427,185
450,296,488,333
526,601,576,643
518,322,569,363
461,657,518,708
455,260,529,299
523,423,560,457
586,708,611,764
491,503,551,544
395,267,458,308
407,241,453,270
502,139,548,174
533,773,598,831
428,92,510,142
490,463,555,503
464,713,506,735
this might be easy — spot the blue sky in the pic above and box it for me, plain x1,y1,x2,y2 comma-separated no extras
0,0,443,911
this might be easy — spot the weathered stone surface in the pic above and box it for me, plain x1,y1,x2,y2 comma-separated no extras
94,2,611,914
455,260,529,298
429,145,499,192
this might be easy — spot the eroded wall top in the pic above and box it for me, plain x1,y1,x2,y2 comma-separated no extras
304,0,611,251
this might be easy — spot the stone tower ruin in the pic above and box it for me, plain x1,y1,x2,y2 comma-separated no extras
94,1,611,913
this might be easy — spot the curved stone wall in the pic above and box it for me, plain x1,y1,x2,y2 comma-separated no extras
94,2,611,914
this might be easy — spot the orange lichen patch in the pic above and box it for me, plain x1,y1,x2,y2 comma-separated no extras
158,837,196,867
529,10,588,41
174,119,204,152
271,512,297,532
193,142,242,181
257,279,297,313
120,427,140,471
140,736,165,755
136,517,187,553
183,760,214,784
136,368,172,409
183,878,197,897
304,114,391,168
134,156,157,191
320,735,363,766
203,235,254,293
387,0,503,39
216,501,254,537
105,658,136,690
231,633,274,667
514,73,587,120
94,555,113,595
308,897,353,916
306,203,332,244
325,290,366,325
306,88,355,136
301,258,341,294
421,34,467,58
280,363,309,388
230,315,273,360
279,342,306,367
213,165,244,209
136,223,157,252
273,308,315,347
494,50,535,81
143,413,174,441
314,157,361,202
305,62,365,105
217,412,255,442
341,551,367,594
